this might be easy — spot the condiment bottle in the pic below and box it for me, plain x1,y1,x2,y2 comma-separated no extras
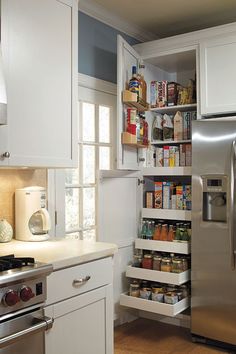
138,63,147,102
153,224,161,240
142,254,153,269
167,225,174,241
128,66,141,100
160,224,168,241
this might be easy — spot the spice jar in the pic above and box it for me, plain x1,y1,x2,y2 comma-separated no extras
160,224,168,241
153,255,162,271
142,254,153,269
161,257,172,272
172,258,184,273
129,283,140,297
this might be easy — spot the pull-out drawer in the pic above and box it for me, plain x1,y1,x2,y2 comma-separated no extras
46,257,112,305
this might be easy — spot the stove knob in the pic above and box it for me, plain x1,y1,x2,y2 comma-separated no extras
3,290,20,307
20,286,35,302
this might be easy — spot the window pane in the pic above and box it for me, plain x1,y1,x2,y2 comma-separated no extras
65,169,78,185
83,187,95,227
66,232,81,240
83,145,95,184
99,147,110,170
65,188,79,230
82,102,95,142
83,229,96,241
99,106,110,143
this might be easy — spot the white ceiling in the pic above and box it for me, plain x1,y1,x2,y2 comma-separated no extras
92,0,236,38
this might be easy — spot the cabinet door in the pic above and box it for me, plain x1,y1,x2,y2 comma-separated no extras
200,34,236,115
117,35,143,170
45,285,113,354
1,0,77,167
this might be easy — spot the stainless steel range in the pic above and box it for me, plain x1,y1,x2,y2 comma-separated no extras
0,254,53,353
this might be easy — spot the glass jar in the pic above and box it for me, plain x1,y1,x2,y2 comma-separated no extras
164,291,179,304
132,254,142,268
153,255,162,271
160,224,168,241
129,283,140,297
152,288,164,302
172,258,184,273
175,223,181,241
180,285,189,298
140,287,152,300
161,257,172,272
142,254,153,269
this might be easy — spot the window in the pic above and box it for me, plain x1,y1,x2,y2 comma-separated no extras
49,80,116,241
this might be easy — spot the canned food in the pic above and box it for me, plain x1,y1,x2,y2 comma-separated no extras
164,291,179,305
140,287,152,300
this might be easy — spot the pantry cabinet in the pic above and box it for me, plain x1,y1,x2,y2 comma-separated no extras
0,0,77,167
200,33,236,115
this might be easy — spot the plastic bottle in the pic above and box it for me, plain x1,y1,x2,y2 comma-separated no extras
141,221,147,239
128,66,140,100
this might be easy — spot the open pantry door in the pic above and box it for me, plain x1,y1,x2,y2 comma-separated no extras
98,170,141,322
117,35,144,171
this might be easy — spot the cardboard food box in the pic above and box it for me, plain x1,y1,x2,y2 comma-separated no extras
183,185,191,210
176,185,183,210
156,147,163,167
185,144,192,166
179,144,186,166
163,145,170,167
163,182,171,209
154,182,163,209
146,191,154,208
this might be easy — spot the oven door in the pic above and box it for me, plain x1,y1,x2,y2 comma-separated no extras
0,309,53,354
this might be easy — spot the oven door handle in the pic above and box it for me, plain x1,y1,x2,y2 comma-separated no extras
0,316,53,348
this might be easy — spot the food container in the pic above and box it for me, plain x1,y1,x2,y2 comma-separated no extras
152,290,164,302
164,292,179,305
176,290,183,301
180,285,189,298
129,283,140,297
172,258,184,273
142,254,153,269
132,255,142,268
161,257,172,272
181,257,188,271
153,255,162,271
140,287,152,300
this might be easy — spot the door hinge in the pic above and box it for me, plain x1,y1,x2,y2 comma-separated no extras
138,178,145,186
55,211,58,225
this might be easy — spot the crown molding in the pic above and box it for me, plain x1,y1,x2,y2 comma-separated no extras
78,0,158,42
78,73,117,96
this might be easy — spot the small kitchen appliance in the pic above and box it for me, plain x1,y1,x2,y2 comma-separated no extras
15,186,51,242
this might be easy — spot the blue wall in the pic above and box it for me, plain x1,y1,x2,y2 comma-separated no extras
78,12,140,84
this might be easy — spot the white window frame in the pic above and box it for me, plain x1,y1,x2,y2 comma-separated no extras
47,74,117,238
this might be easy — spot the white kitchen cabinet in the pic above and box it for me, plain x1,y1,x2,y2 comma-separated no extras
45,257,113,354
200,34,236,116
0,0,77,167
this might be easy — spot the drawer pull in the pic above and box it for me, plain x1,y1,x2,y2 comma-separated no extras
73,276,91,286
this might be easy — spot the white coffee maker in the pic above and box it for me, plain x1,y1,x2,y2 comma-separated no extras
15,186,51,241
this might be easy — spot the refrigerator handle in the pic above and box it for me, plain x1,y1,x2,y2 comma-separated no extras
230,140,236,270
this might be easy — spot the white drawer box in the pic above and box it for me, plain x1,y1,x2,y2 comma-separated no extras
46,257,113,305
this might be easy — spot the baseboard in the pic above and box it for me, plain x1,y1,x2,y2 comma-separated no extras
138,310,191,328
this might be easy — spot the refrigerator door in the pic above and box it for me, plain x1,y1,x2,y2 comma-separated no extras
191,117,236,345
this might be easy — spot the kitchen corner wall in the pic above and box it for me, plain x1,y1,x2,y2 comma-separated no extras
0,169,47,233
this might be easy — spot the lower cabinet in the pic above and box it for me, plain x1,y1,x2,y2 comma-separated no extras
45,257,114,354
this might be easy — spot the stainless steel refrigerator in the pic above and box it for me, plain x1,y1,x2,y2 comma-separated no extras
191,117,236,348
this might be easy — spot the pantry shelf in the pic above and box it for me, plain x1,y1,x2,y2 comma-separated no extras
121,132,148,148
135,239,191,254
150,139,191,145
120,294,190,317
142,167,192,176
122,90,149,112
150,103,197,114
126,266,190,285
142,208,192,221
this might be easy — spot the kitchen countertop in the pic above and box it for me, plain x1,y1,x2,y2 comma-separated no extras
0,238,118,270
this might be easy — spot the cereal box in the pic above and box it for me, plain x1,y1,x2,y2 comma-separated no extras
163,182,171,209
146,191,154,209
154,182,163,209
163,146,169,167
176,185,183,210
156,147,163,167
185,144,192,166
183,185,191,210
150,81,158,107
180,144,186,167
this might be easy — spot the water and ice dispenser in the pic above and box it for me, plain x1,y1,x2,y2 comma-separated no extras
202,175,227,222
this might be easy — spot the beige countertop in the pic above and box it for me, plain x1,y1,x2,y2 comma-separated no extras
0,238,118,270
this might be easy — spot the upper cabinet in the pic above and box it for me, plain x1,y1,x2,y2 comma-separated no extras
200,33,236,116
0,0,78,168
117,35,198,170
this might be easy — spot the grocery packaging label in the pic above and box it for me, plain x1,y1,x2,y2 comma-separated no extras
154,182,162,209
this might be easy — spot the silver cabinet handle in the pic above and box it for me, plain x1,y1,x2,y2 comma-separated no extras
230,140,236,270
0,316,53,348
73,275,91,286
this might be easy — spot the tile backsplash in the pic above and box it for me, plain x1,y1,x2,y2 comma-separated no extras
0,169,47,232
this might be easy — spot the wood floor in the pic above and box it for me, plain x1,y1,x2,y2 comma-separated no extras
114,319,231,354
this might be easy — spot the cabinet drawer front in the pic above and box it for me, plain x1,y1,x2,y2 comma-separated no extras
46,257,112,305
